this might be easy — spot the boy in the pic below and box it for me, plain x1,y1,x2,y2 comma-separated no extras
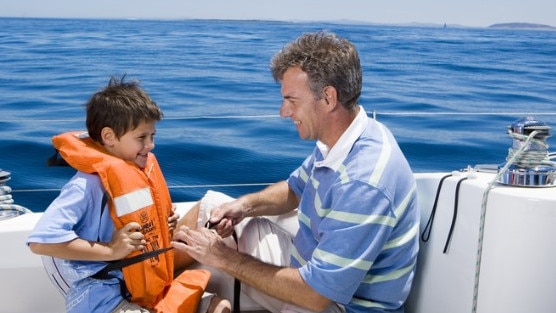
27,76,230,313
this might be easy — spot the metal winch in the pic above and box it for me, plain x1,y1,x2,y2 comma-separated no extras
497,116,556,187
0,169,34,220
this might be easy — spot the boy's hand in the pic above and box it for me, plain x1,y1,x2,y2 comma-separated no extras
168,204,180,234
109,222,145,260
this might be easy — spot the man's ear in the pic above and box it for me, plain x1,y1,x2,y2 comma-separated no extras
323,86,338,110
100,127,116,146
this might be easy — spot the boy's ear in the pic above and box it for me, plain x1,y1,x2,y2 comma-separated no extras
100,127,116,146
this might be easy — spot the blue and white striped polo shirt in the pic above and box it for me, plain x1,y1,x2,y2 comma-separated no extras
287,106,419,313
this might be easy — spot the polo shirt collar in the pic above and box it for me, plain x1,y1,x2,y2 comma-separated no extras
314,105,368,170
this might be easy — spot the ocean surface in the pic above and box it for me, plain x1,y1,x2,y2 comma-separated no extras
1,17,555,212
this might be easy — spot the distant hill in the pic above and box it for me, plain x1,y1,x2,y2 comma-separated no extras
489,22,555,30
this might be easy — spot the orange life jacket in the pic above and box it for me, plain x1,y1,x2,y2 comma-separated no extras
52,131,210,313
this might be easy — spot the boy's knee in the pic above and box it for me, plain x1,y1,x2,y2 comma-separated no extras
207,296,231,313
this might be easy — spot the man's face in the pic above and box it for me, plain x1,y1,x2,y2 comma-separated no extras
279,67,327,141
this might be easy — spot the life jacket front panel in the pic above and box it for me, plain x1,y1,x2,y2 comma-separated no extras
53,131,174,308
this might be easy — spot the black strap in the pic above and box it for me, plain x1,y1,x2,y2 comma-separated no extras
443,177,468,253
206,221,241,313
421,173,452,242
232,231,240,313
420,173,469,253
97,192,109,242
100,192,108,216
92,247,173,279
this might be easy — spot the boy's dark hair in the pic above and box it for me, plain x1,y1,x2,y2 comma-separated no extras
86,75,163,143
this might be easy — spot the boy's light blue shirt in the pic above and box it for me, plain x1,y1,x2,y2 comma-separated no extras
27,171,124,313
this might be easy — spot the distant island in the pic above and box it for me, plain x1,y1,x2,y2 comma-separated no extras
488,22,555,30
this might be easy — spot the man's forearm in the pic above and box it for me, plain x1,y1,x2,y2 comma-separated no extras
215,243,331,311
242,181,299,217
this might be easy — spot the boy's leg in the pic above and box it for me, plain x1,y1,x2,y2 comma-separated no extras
176,201,201,230
174,202,202,271
201,293,231,313
111,300,151,313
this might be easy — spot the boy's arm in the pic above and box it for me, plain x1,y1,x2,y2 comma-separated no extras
29,222,145,261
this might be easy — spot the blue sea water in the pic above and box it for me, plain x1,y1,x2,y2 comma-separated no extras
1,17,555,212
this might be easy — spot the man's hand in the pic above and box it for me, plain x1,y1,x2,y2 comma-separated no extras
208,199,246,238
172,226,230,269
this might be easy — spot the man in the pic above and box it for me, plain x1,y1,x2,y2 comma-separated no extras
173,31,419,313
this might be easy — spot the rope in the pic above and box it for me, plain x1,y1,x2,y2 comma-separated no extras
471,130,541,313
0,185,33,220
2,111,556,123
506,131,555,168
11,182,274,194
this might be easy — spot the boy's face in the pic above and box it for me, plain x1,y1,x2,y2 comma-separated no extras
104,120,157,169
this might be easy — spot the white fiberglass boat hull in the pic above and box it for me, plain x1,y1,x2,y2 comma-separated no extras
406,172,556,313
2,172,556,313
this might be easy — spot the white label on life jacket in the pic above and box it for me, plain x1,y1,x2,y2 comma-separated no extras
113,187,154,217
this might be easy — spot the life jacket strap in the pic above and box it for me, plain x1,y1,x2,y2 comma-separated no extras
206,221,241,313
91,247,173,280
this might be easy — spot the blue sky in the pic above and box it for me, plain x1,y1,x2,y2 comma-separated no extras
1,0,555,28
